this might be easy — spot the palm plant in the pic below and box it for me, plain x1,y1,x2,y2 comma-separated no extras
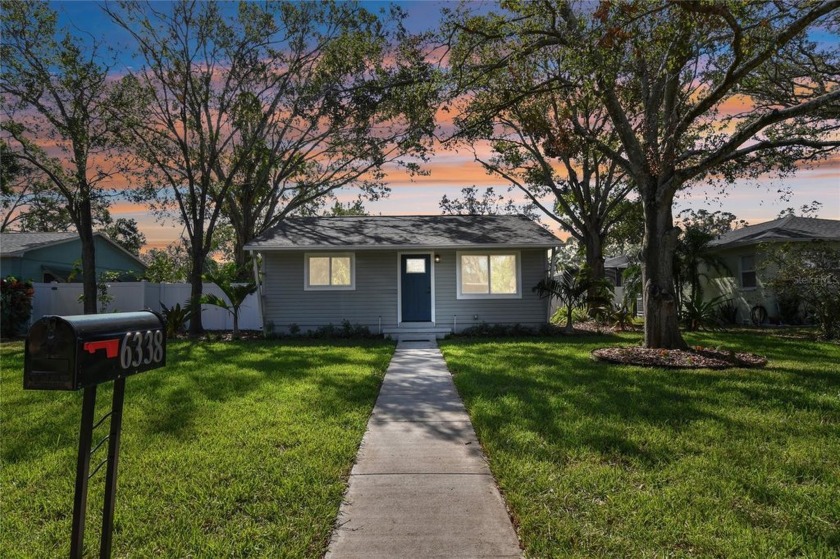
534,266,600,333
674,227,730,312
201,264,258,339
680,294,726,331
160,301,193,339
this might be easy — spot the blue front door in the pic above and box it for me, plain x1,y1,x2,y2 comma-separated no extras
401,255,432,322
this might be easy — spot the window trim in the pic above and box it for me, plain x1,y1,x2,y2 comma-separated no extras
456,250,522,300
303,252,356,291
739,254,757,290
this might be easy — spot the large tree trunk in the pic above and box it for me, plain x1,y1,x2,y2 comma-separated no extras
583,226,606,312
642,195,687,349
188,240,204,335
78,198,97,315
233,228,253,280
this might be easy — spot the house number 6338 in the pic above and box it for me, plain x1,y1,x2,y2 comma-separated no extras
120,330,164,369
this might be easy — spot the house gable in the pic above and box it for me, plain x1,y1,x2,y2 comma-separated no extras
0,232,146,282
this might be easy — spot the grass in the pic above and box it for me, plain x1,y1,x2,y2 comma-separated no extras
440,331,840,558
1,338,394,558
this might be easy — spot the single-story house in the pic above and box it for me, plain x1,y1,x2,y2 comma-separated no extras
604,255,632,289
245,215,562,338
0,232,146,282
702,215,840,324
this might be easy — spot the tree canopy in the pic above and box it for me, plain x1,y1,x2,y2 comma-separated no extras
107,0,437,332
1,1,127,312
443,0,840,348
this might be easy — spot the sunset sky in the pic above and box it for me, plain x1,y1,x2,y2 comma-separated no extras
48,1,840,250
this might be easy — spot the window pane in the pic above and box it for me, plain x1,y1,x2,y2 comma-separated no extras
741,255,755,271
406,258,426,274
490,255,517,294
309,257,330,286
461,255,489,294
742,271,757,289
331,257,351,286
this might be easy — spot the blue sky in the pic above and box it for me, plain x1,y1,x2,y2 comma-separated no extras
47,1,840,248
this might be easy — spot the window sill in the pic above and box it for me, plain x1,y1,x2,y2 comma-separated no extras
456,292,522,300
304,285,356,291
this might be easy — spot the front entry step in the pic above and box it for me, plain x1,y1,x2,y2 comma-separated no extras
382,325,451,341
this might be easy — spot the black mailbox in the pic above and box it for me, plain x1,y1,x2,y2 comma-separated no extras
24,311,166,391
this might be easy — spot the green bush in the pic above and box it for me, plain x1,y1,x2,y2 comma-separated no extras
308,321,376,339
160,301,193,338
457,322,545,337
717,299,738,325
1,276,34,338
764,241,840,339
776,293,802,325
680,294,726,331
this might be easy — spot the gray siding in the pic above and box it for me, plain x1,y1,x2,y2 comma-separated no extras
260,248,550,334
262,251,399,334
433,249,549,332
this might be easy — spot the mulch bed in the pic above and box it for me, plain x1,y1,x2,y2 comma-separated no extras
592,346,768,370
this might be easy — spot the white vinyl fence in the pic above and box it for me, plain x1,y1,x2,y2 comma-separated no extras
30,282,262,331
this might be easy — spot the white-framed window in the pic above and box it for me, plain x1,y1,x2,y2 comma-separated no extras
304,252,355,290
456,251,521,299
740,254,756,289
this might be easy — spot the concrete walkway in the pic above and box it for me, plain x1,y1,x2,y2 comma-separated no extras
326,341,521,559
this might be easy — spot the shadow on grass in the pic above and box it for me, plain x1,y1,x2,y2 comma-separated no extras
442,333,840,469
1,339,394,463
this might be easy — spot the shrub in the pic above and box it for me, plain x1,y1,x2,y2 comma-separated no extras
458,322,537,337
597,304,637,331
309,322,375,339
160,302,193,339
1,276,34,338
680,294,726,331
763,241,840,339
776,293,802,325
717,299,738,325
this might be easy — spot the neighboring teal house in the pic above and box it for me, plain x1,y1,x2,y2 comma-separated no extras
0,232,146,282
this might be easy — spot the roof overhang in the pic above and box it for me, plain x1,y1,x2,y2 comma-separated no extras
709,236,840,251
245,243,560,252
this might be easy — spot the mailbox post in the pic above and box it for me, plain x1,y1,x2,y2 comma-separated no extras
24,311,166,559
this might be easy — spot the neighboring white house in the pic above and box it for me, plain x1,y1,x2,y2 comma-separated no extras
604,255,634,308
245,215,562,339
702,215,840,324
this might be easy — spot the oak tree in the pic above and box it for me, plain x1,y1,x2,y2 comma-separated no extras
108,1,436,332
444,0,840,348
1,1,124,312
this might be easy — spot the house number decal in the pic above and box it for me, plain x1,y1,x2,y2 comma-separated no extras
120,331,164,369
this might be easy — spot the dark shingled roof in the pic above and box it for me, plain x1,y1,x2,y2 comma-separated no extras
244,215,562,250
708,216,840,249
604,255,632,268
0,232,79,257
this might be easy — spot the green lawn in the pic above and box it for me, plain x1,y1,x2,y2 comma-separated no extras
440,331,840,558
1,339,393,558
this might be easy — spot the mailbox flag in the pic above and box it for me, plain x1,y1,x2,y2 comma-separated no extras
83,340,120,359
